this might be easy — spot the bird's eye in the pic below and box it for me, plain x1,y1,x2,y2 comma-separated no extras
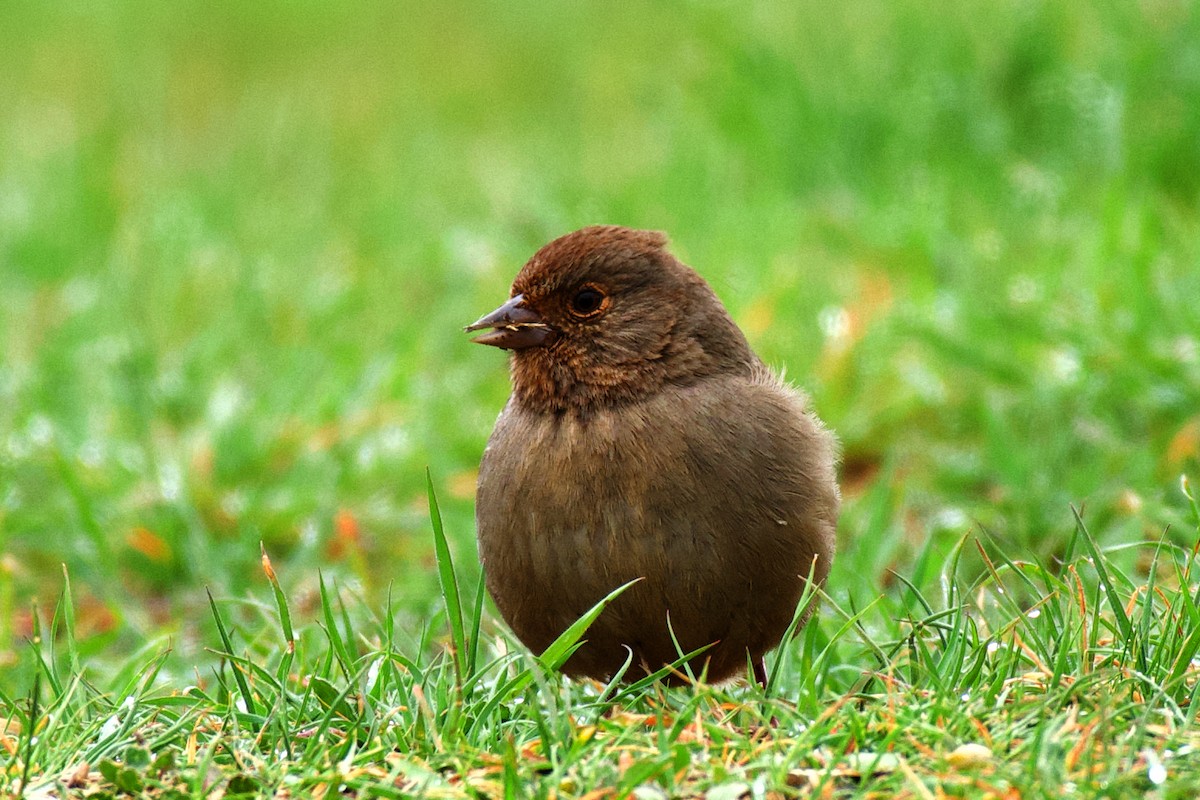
569,286,607,318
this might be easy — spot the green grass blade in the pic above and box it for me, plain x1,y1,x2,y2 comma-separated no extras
765,559,823,695
260,543,295,653
1182,475,1200,527
538,578,641,672
1070,506,1135,658
427,468,466,680
205,588,258,717
59,565,81,680
14,670,40,800
319,571,354,674
466,574,486,681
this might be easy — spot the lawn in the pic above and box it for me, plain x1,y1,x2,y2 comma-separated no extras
3,1,1200,797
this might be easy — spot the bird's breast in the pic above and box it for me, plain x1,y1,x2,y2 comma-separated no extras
476,378,794,576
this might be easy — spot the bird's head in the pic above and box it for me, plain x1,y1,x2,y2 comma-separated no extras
467,226,755,414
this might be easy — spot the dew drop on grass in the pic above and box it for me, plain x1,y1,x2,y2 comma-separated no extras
158,462,182,501
899,357,947,402
379,423,411,456
1027,608,1041,619
78,441,105,468
931,507,968,531
1046,348,1081,384
818,306,850,341
28,414,53,447
301,519,319,546
356,442,378,469
208,381,245,425
932,293,958,328
1144,749,1167,785
1173,335,1198,364
98,696,135,739
987,641,1001,654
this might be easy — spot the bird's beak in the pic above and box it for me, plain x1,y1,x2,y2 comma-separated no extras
465,294,555,350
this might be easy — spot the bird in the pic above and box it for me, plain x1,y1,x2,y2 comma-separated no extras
466,225,839,685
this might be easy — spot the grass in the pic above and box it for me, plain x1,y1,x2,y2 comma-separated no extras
6,495,1200,797
2,0,1200,796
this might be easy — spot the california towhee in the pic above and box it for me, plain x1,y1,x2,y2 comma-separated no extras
467,226,839,685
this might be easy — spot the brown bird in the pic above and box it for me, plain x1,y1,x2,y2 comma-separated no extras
467,226,839,685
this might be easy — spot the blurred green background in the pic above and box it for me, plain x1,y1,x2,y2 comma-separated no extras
2,0,1199,687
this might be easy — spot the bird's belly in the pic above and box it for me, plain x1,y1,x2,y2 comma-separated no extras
491,505,746,675
476,386,833,681
481,441,773,667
